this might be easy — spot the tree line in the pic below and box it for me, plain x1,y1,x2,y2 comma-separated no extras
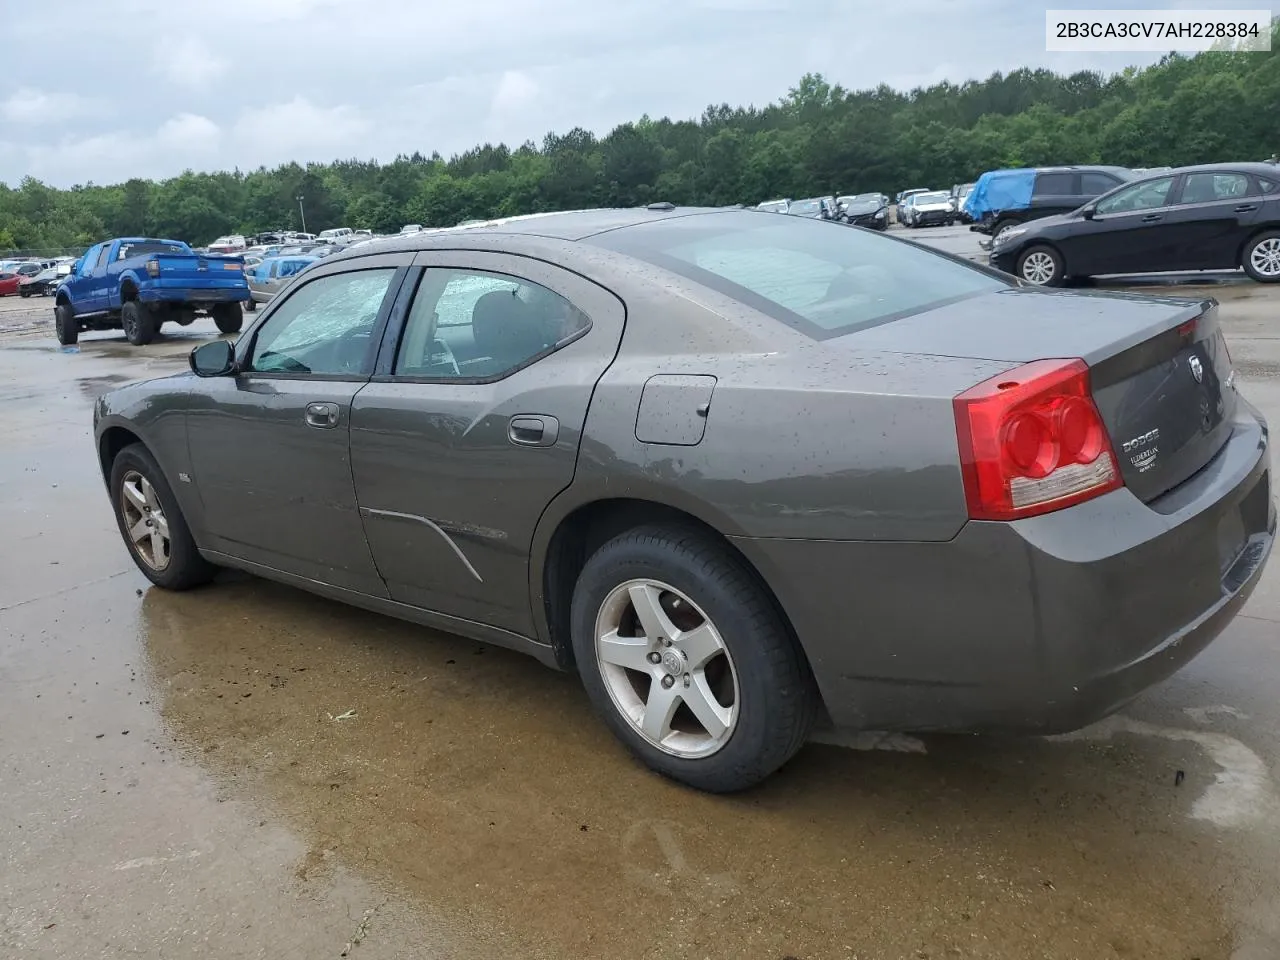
2,24,1277,254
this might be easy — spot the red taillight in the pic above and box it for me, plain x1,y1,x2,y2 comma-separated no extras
953,358,1122,521
145,259,160,277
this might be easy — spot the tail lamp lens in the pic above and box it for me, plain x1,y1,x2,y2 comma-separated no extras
953,358,1122,520
145,259,160,277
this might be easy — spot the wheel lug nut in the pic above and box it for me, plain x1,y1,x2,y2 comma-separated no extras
647,652,661,665
660,675,675,689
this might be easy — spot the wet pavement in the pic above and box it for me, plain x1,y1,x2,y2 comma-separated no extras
2,286,1279,959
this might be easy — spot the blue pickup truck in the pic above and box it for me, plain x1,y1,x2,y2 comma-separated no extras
54,237,250,346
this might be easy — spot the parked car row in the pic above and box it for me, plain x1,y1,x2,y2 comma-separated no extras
988,161,1280,286
0,256,76,297
753,194,890,229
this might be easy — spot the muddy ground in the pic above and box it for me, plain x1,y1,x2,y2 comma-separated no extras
2,263,1279,959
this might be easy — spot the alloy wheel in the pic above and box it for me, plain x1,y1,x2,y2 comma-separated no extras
594,578,739,759
1249,238,1280,278
120,470,170,570
1021,250,1057,285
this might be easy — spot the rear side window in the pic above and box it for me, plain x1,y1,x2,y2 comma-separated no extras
1180,172,1249,203
1080,172,1120,195
591,211,1007,339
1033,172,1074,196
1257,177,1278,194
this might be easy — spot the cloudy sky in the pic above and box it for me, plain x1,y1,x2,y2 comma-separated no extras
1,0,1273,187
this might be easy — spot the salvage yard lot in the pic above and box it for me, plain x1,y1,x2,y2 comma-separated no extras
2,248,1279,959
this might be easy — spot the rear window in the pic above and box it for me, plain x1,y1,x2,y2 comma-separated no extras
118,241,187,260
591,211,1007,339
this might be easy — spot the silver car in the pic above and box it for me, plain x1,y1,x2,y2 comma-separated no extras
244,255,319,311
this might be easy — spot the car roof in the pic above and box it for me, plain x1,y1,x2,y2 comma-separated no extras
1159,161,1280,177
323,206,736,263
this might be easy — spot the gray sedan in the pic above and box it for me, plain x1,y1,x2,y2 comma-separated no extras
92,207,1275,792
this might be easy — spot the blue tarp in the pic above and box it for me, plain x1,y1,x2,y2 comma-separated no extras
962,168,1036,221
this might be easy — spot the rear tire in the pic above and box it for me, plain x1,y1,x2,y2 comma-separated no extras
212,302,244,334
121,300,156,346
109,443,215,590
54,304,79,345
570,523,817,793
1241,231,1280,283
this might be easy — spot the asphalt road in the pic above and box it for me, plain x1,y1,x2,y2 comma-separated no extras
1,279,1279,959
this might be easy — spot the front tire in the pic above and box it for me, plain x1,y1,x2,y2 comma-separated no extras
121,300,156,346
212,302,244,334
244,297,257,312
109,443,215,590
54,303,78,345
1017,244,1064,286
571,524,816,793
1242,231,1280,283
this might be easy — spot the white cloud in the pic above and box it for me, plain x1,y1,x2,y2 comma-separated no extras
151,38,228,88
0,88,96,125
231,98,372,167
11,113,221,185
0,0,1189,187
491,71,539,115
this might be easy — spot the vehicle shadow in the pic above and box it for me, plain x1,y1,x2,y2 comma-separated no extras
137,576,1236,960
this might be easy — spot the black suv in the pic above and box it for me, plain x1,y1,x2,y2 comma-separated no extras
970,166,1133,240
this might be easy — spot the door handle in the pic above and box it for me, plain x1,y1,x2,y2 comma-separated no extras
1141,214,1163,223
508,415,559,447
304,401,340,428
1235,204,1258,213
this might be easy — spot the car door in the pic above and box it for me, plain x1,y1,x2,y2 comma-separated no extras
349,251,626,636
81,243,114,313
1062,175,1179,276
1028,171,1077,219
185,253,412,593
1161,171,1261,270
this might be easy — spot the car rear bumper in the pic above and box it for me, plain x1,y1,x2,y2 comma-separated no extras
140,286,250,305
731,403,1274,733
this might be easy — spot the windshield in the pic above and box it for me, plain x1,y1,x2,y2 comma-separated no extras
854,193,881,202
789,200,821,215
916,192,952,204
591,211,1006,339
118,241,188,260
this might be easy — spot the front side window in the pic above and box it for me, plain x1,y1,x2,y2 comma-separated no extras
248,268,395,376
393,269,590,379
1095,176,1175,215
592,210,1006,339
1179,172,1249,204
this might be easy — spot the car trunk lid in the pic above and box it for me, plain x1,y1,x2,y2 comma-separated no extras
838,287,1236,503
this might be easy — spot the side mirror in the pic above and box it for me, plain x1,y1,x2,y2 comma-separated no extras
1082,206,1096,220
190,339,236,377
